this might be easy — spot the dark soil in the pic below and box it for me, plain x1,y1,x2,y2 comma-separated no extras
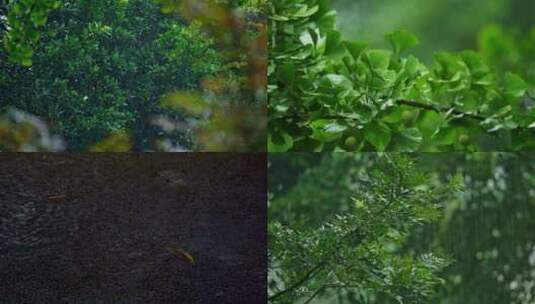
0,153,266,303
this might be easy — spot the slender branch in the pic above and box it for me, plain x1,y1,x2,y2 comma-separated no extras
268,261,326,302
269,172,413,303
324,283,362,289
303,284,327,304
270,98,487,122
269,228,369,302
304,283,367,304
396,99,486,120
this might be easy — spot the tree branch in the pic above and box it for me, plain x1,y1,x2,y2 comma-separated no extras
303,284,327,304
268,261,326,302
396,99,486,121
270,99,487,122
269,172,413,303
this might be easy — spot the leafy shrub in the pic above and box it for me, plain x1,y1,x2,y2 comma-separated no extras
2,0,61,66
1,0,266,151
1,0,222,150
268,0,535,152
154,0,267,151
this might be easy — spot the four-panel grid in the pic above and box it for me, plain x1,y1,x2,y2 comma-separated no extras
1,0,533,303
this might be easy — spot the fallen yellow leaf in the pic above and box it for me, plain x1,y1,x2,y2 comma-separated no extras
165,246,195,265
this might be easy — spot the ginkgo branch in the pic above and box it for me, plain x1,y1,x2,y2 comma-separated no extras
271,98,487,122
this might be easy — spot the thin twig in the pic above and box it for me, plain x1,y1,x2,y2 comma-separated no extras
270,98,487,122
268,261,326,302
396,99,485,120
303,284,327,304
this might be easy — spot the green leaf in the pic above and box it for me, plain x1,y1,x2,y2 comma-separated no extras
365,50,392,71
460,50,489,77
404,55,426,77
323,74,352,88
299,30,314,46
365,122,391,151
433,127,459,146
310,120,347,142
434,52,464,78
473,74,495,87
458,91,480,112
21,58,33,67
30,12,48,26
342,104,374,123
276,62,296,86
292,5,319,18
400,128,423,143
268,131,294,152
504,72,527,100
386,30,419,54
343,40,367,61
325,30,343,56
381,107,405,124
391,128,423,151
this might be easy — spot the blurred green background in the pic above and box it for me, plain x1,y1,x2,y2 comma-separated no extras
331,0,535,62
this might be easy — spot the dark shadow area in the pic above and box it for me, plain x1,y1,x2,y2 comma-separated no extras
0,153,266,303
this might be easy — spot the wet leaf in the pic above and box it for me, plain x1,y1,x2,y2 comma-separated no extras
165,246,195,265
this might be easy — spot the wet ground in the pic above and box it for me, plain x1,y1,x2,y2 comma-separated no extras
0,153,266,303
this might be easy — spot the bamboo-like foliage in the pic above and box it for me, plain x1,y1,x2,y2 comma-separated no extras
269,154,461,303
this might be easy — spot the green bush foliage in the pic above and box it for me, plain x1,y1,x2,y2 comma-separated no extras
154,0,267,151
2,0,61,66
268,0,535,152
1,0,222,150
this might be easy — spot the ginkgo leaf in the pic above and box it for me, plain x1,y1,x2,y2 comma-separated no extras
47,194,67,201
504,72,527,101
165,246,195,265
386,30,419,54
268,0,535,152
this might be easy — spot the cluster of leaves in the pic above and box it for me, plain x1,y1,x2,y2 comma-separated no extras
154,0,267,151
1,0,266,151
2,0,61,66
1,0,223,150
268,0,535,152
269,155,459,303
